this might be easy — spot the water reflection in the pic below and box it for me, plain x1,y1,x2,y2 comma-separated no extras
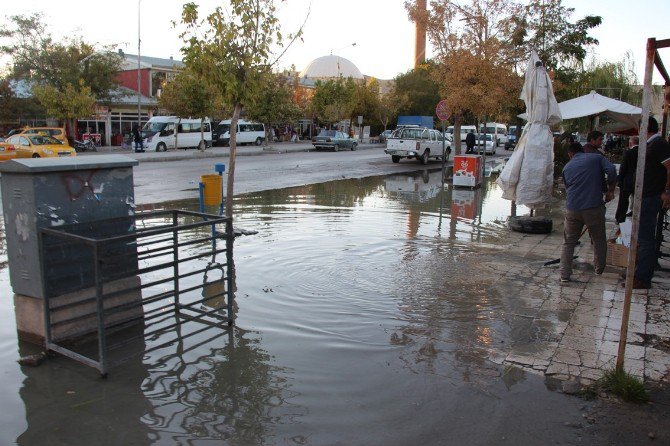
0,169,576,445
140,326,300,444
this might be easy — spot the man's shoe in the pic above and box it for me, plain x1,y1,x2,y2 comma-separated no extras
560,277,570,283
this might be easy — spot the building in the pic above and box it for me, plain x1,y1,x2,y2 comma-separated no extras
88,50,183,145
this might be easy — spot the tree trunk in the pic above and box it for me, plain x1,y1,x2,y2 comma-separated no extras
454,114,463,155
225,103,242,218
199,117,205,151
175,118,181,150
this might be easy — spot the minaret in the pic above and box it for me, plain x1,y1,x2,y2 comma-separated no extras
414,0,427,67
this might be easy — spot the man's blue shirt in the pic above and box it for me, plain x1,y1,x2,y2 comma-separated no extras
562,152,617,211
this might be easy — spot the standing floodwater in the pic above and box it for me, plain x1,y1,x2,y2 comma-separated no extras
0,170,593,446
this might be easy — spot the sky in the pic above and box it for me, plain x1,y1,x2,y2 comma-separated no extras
1,0,668,82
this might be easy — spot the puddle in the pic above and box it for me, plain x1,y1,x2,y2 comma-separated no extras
0,170,592,445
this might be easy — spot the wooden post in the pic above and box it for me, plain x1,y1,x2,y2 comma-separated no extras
616,38,656,372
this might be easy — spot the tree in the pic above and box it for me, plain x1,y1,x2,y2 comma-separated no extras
31,81,96,137
158,70,221,151
406,0,522,154
245,71,302,146
0,13,122,137
349,78,381,130
179,0,302,217
377,92,400,131
310,78,355,128
392,63,441,118
512,1,602,73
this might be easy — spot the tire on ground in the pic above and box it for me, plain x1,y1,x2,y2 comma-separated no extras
508,216,552,234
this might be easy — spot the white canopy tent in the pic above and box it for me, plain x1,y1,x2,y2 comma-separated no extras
559,90,642,132
519,90,642,133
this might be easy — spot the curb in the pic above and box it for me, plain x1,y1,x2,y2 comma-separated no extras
80,143,386,163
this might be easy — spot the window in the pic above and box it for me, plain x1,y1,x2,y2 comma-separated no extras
252,124,264,132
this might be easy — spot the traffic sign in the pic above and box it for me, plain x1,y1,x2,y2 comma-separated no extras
435,100,451,121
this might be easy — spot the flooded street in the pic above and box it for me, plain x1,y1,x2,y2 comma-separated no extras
0,170,616,445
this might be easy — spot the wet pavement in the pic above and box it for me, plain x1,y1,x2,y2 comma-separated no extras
495,201,670,386
0,156,669,444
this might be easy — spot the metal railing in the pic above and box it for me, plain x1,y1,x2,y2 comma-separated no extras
39,210,234,376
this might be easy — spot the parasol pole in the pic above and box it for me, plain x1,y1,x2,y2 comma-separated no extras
616,38,655,372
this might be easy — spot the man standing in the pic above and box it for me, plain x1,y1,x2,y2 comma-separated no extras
560,142,617,282
615,136,639,224
465,130,476,154
132,125,145,153
628,117,670,289
583,130,605,155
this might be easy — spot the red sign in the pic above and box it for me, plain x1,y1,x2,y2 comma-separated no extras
436,100,451,121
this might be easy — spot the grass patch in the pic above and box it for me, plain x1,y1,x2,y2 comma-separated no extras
592,368,649,403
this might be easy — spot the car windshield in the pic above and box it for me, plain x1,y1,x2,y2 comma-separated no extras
478,134,493,140
142,122,168,133
29,135,61,145
318,130,337,137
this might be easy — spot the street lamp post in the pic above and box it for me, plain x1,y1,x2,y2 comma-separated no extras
137,0,142,128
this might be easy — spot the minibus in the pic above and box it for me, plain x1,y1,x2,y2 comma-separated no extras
142,116,212,151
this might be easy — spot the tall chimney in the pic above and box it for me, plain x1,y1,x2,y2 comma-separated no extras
414,0,427,67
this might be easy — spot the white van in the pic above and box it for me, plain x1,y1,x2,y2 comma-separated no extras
215,120,265,146
142,116,212,151
479,122,508,147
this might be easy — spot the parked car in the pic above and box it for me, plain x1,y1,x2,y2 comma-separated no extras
384,125,451,164
0,141,18,162
476,134,496,155
312,130,357,151
15,127,69,145
379,129,393,143
6,135,76,158
505,125,518,150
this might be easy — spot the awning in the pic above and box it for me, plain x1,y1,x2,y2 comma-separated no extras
518,90,642,133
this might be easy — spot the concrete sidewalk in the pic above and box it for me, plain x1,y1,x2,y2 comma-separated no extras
79,140,386,162
483,200,670,388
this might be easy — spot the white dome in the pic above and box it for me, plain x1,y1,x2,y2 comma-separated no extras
299,55,364,79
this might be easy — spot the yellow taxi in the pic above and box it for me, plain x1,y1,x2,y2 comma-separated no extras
6,134,77,158
16,127,69,144
0,141,18,162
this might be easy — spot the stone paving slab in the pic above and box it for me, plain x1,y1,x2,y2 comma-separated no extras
486,199,670,385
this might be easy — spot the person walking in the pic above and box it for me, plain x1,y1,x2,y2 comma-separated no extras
614,136,639,224
559,142,617,282
132,125,145,153
465,130,476,154
626,117,670,289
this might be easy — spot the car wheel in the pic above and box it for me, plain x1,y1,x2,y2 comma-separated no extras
351,143,357,151
419,149,429,165
391,156,400,163
32,153,40,158
255,137,262,146
157,142,167,152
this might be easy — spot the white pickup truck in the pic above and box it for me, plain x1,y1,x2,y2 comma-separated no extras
384,125,452,164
